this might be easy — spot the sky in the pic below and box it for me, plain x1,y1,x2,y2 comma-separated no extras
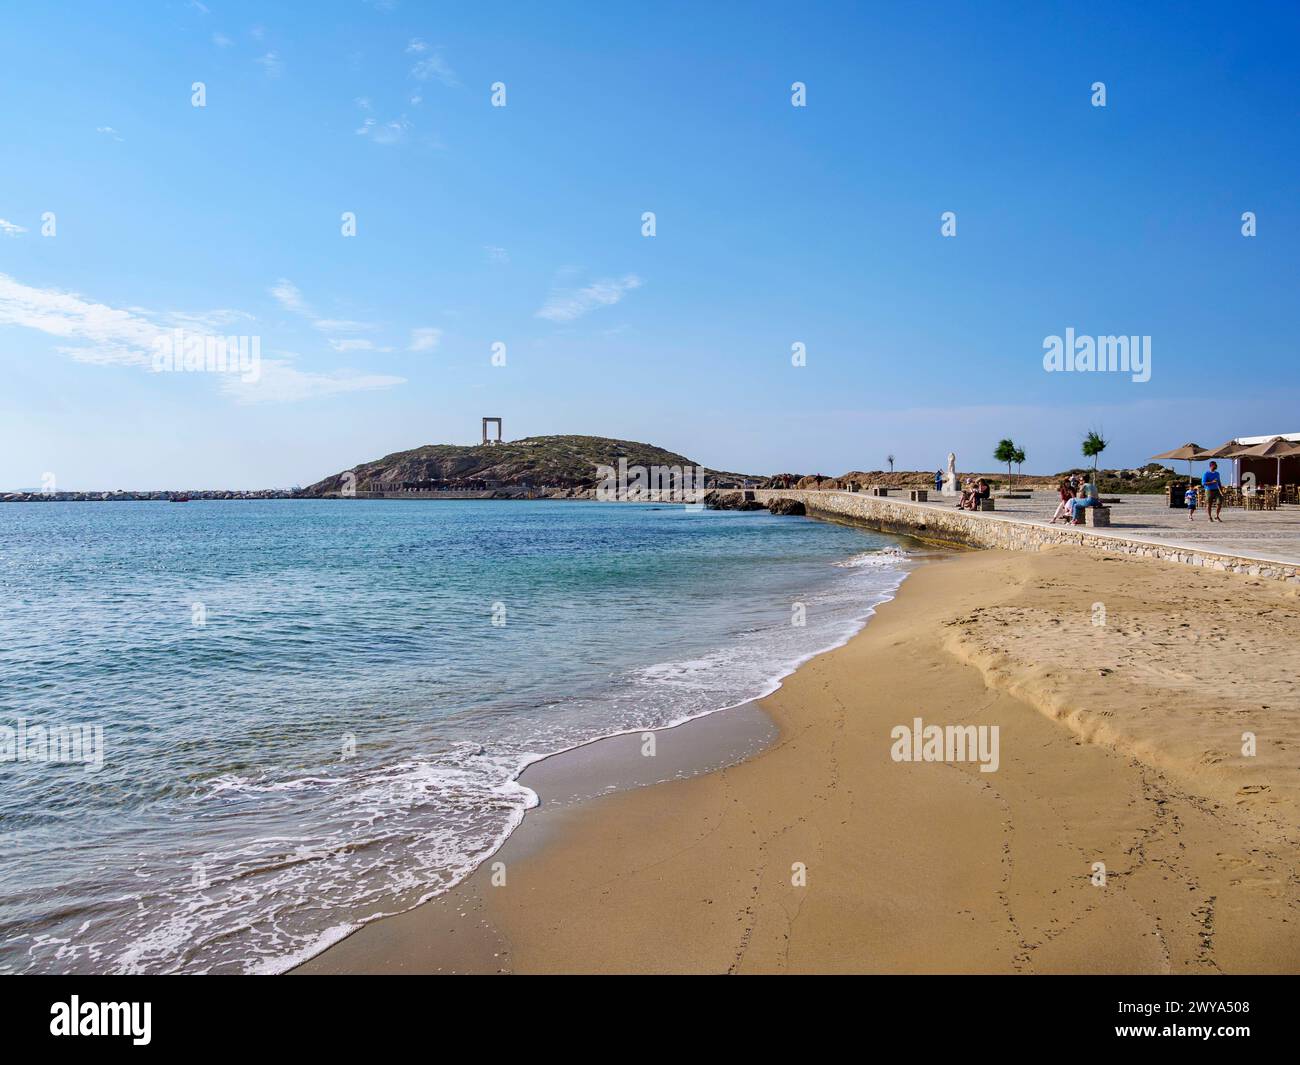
1,0,1297,490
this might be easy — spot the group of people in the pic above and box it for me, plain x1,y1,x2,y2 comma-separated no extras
1184,460,1225,521
1050,473,1100,524
929,460,1230,527
930,469,992,510
957,478,991,511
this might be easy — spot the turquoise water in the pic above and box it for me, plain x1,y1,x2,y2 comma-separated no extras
0,499,909,973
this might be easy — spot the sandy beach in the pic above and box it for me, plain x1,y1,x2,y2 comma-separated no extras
299,545,1300,975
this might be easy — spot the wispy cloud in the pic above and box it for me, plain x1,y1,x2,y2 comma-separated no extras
220,360,405,404
270,280,380,336
96,126,123,142
0,272,243,369
409,43,459,87
355,116,411,145
408,327,441,351
269,278,312,317
212,32,232,47
255,51,282,78
0,273,404,403
328,337,390,353
312,318,372,333
536,274,643,323
0,219,27,237
484,245,509,265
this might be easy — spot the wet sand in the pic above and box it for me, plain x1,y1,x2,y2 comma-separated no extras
298,546,1300,974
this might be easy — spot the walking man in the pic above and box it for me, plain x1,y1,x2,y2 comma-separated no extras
1202,461,1224,522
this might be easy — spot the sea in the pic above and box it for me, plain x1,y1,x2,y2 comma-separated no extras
0,499,911,973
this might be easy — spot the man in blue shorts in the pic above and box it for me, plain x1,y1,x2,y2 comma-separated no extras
1201,461,1224,522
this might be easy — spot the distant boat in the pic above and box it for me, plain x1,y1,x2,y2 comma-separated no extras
171,495,190,503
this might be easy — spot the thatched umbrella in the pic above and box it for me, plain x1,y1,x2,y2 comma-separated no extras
1231,437,1300,487
1151,442,1210,480
1198,438,1248,459
1195,438,1249,489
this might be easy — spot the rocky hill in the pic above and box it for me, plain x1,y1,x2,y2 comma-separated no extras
303,435,758,496
302,437,1184,499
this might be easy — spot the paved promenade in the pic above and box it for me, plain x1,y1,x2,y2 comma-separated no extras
908,490,1300,566
743,487,1300,579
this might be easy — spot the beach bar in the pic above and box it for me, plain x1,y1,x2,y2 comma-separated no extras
1232,433,1300,487
1154,432,1300,500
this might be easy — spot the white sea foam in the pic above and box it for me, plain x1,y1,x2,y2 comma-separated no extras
258,546,910,974
833,546,911,568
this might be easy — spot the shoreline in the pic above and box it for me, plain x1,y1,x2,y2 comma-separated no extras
292,695,799,976
299,543,1300,975
286,700,785,975
288,537,923,974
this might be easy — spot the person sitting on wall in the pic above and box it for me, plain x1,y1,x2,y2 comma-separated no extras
1069,477,1099,524
959,478,990,511
1050,478,1074,523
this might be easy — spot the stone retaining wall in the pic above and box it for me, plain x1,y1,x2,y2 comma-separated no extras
743,490,1300,584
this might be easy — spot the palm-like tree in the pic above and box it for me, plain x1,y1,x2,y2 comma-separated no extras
1082,430,1108,472
1012,446,1026,485
887,454,895,473
993,438,1017,487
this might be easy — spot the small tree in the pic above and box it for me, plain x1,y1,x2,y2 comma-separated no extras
1012,446,1026,485
1082,430,1108,473
994,438,1017,486
886,454,895,473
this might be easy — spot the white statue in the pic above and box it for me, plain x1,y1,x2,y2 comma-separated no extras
942,452,958,495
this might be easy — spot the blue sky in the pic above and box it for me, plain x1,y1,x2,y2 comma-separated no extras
1,0,1297,489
